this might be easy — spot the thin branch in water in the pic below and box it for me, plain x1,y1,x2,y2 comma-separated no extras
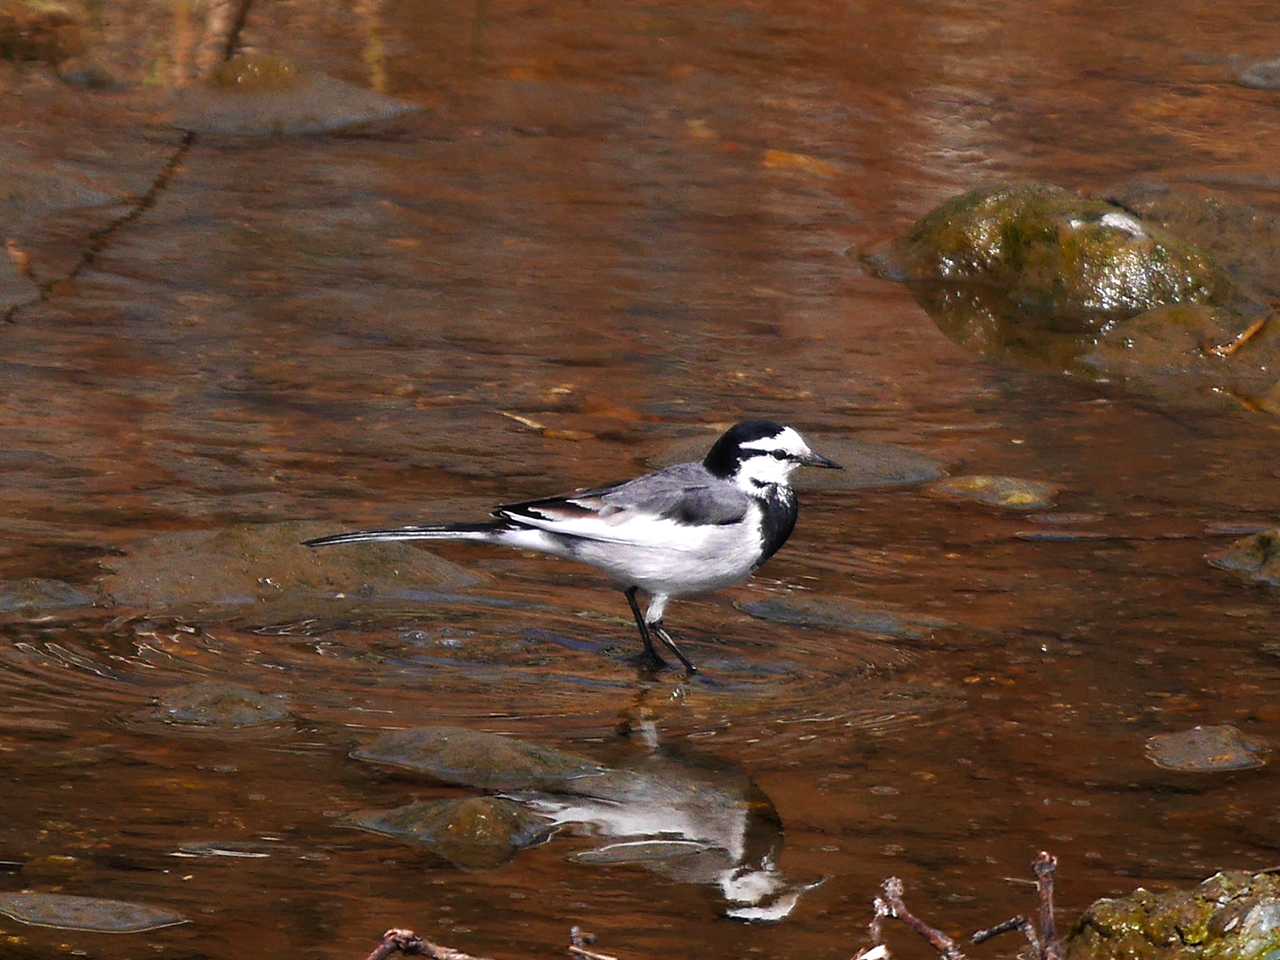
878,878,967,960
971,915,1041,956
568,926,619,960
362,928,494,960
1034,852,1062,960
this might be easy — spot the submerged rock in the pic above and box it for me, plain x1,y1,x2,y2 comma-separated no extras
1080,305,1280,411
0,892,186,933
98,520,484,616
1066,871,1280,960
351,797,553,869
172,54,420,136
652,434,947,491
0,1,83,66
924,475,1062,511
735,595,947,643
352,727,603,791
1145,724,1269,772
1237,57,1280,91
870,182,1229,322
156,681,290,728
1207,529,1280,587
0,578,96,615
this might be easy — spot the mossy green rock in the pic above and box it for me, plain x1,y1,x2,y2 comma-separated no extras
1067,871,1280,960
352,797,553,869
875,183,1229,323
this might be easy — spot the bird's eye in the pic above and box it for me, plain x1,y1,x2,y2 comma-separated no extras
770,451,790,460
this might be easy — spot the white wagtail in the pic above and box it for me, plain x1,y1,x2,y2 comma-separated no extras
305,420,841,673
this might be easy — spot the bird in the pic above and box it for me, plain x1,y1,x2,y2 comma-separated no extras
304,420,841,673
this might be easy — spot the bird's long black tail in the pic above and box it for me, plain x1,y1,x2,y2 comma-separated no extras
303,522,508,548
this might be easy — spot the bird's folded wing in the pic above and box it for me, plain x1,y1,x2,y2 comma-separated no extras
495,465,749,548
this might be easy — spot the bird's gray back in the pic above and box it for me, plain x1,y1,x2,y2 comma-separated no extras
592,461,750,526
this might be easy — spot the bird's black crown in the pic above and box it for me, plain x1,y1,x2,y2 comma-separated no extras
702,420,785,478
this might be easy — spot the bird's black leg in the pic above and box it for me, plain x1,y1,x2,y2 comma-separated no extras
625,587,668,668
650,621,697,674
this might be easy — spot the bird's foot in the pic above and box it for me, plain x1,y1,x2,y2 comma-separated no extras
649,621,698,675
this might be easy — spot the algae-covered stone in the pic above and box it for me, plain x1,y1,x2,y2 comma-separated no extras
872,183,1229,323
1208,530,1280,587
352,727,603,791
98,520,484,616
1066,871,1280,960
0,892,187,933
156,681,290,728
924,475,1062,511
1145,724,1269,773
351,797,553,869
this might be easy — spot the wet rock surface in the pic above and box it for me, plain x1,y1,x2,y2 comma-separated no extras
352,727,604,791
869,182,1229,322
1207,530,1280,587
1145,725,1270,772
98,520,485,616
351,797,554,869
0,577,96,615
652,434,947,491
0,892,187,933
735,595,947,643
155,681,290,727
1066,871,1280,960
1236,57,1280,91
171,53,420,136
924,475,1062,511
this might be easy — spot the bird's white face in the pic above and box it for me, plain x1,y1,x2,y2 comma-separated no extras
733,426,814,490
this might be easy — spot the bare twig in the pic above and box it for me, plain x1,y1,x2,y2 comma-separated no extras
363,928,494,960
971,915,1041,956
878,878,966,960
1034,852,1062,960
568,926,619,960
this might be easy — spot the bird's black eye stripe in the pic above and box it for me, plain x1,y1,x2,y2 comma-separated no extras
770,451,791,460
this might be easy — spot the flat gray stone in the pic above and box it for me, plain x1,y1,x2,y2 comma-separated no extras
1145,724,1269,772
352,726,603,791
156,681,290,728
98,520,485,616
0,892,187,933
651,434,947,491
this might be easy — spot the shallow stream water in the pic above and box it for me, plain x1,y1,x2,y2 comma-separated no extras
2,0,1280,957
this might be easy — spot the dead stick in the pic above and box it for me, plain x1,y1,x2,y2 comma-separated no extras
363,929,495,960
971,915,1041,956
569,926,619,960
880,878,966,960
1033,852,1061,960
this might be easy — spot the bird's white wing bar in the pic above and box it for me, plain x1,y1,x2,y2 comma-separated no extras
497,501,721,551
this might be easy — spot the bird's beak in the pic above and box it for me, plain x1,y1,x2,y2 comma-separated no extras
801,450,842,469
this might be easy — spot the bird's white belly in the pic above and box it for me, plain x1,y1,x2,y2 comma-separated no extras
566,511,764,597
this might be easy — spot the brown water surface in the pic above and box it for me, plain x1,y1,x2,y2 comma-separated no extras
3,0,1280,957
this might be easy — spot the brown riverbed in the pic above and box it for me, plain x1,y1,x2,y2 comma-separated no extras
2,0,1280,957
